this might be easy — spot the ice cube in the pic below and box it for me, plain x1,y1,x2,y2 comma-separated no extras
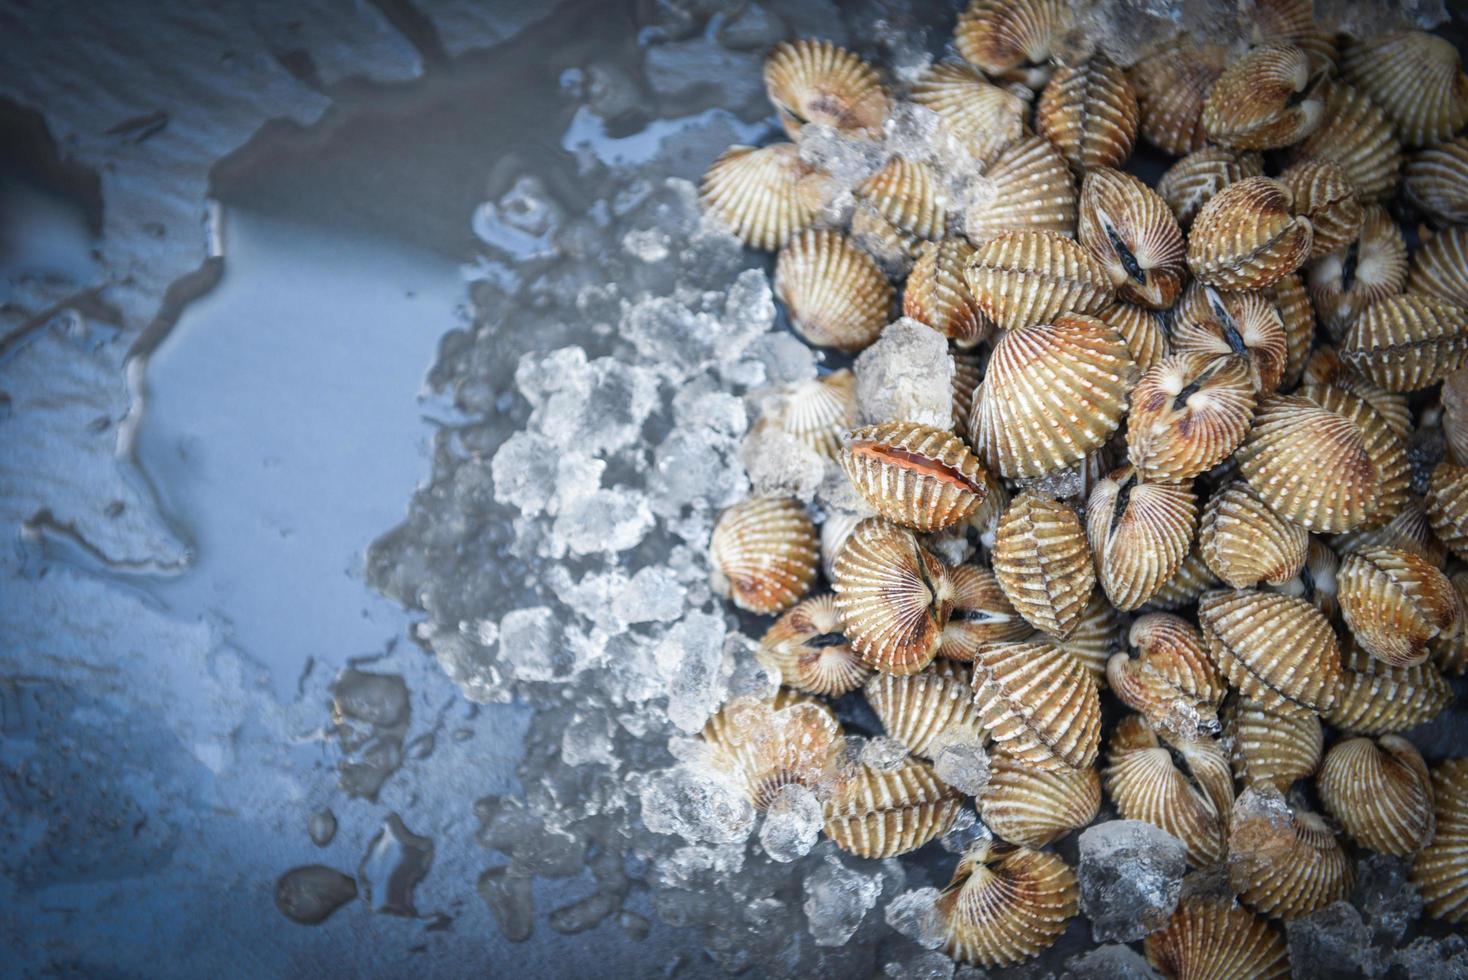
759,783,823,862
1077,820,1189,942
658,610,730,732
884,887,946,950
859,735,910,771
1062,944,1164,979
803,850,883,947
1392,934,1468,979
1285,901,1378,980
931,734,991,796
516,348,659,453
613,565,687,624
551,487,654,555
1352,853,1423,948
882,948,956,980
740,420,827,501
938,806,990,855
639,765,755,844
854,318,955,429
490,431,560,516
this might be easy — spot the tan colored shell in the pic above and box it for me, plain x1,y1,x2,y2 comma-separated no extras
709,497,818,614
1339,546,1460,668
971,638,1102,771
1145,896,1291,980
699,143,822,251
904,238,990,347
1055,590,1121,688
1409,225,1468,308
979,751,1101,847
1428,462,1468,562
969,314,1133,479
1130,41,1227,156
1202,44,1326,151
764,39,888,139
757,595,870,698
953,0,1071,89
936,839,1079,968
865,659,981,759
1278,160,1364,261
1086,466,1197,611
1198,588,1341,713
1106,714,1235,867
1147,543,1222,611
832,518,954,676
1412,758,1468,922
940,564,1033,661
1235,394,1375,533
1334,498,1446,568
1341,293,1468,393
1300,348,1413,440
774,229,892,352
1341,31,1468,147
909,61,1028,165
1318,735,1435,855
1306,204,1408,340
1448,368,1468,465
1186,177,1312,291
1294,384,1409,530
962,230,1114,332
952,348,983,438
1158,147,1264,231
1432,571,1468,674
773,369,859,460
1035,55,1139,172
963,135,1077,244
1227,792,1353,920
1325,637,1454,735
1226,696,1323,792
1171,282,1288,395
966,465,1009,548
1199,481,1308,589
1271,273,1314,388
841,422,989,532
703,691,841,809
991,492,1096,638
857,156,947,242
820,509,864,583
1290,82,1403,203
1405,136,1468,224
1097,302,1168,372
1078,167,1186,309
1109,613,1226,737
1266,537,1341,620
823,757,962,858
1251,0,1336,71
1127,353,1256,484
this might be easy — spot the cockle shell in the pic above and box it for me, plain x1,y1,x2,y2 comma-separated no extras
699,143,823,250
857,156,947,242
1086,465,1197,611
1055,590,1121,688
1339,545,1460,667
703,691,841,809
969,314,1133,479
1202,44,1325,151
962,230,1114,331
1171,282,1288,395
841,422,989,532
773,369,859,460
971,639,1102,770
865,659,981,759
1432,571,1468,674
1129,41,1227,156
1127,353,1256,484
758,595,870,697
1106,713,1235,867
904,238,990,347
1428,462,1468,562
764,39,888,139
709,497,819,614
820,509,865,583
940,564,1033,661
978,751,1101,847
1409,225,1468,308
1448,368,1468,466
1146,542,1222,611
833,518,954,676
909,61,1028,165
775,229,892,352
1341,293,1468,393
1158,147,1264,231
1334,497,1446,567
953,0,1071,89
1317,734,1435,855
1235,394,1375,533
1412,758,1468,923
950,352,981,432
1097,302,1168,372
1078,167,1186,309
1300,347,1412,440
936,839,1078,968
850,203,924,272
1405,136,1468,224
1294,383,1409,530
1109,613,1226,737
1325,637,1454,735
1278,160,1363,261
991,491,1096,638
1186,177,1312,291
1271,273,1314,388
1226,695,1323,792
1290,82,1403,203
1036,55,1139,172
1145,897,1291,980
1199,481,1308,589
1341,31,1468,147
823,757,962,858
1228,792,1353,920
963,135,1077,244
1198,588,1341,713
1306,204,1408,340
1251,0,1335,71
1266,537,1341,620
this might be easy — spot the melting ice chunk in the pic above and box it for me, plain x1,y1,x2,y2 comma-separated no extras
1077,820,1188,942
854,318,954,429
803,850,882,947
759,783,823,863
639,765,755,845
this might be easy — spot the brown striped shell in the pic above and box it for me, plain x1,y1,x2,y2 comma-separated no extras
823,757,962,858
1433,571,1468,674
1158,147,1264,232
1127,353,1256,484
1130,41,1227,156
1271,273,1314,388
940,564,1033,661
1294,384,1409,530
1317,734,1435,855
864,659,981,759
1250,0,1335,71
1226,696,1323,792
1035,55,1139,172
757,595,870,698
1300,349,1413,440
1341,292,1468,392
1325,637,1453,735
909,61,1028,165
969,314,1134,479
1235,394,1376,533
841,422,989,531
699,143,823,251
702,691,841,809
1186,177,1312,291
1428,461,1468,562
991,492,1096,638
1109,613,1226,738
773,369,859,460
953,0,1071,89
1340,31,1468,147
1412,758,1468,923
978,751,1101,847
1105,714,1235,867
904,238,990,347
1199,481,1308,589
1146,542,1222,611
1404,136,1468,225
1333,498,1446,568
1055,590,1121,688
1086,466,1198,611
1144,896,1291,980
774,229,892,352
1409,225,1468,308
709,497,819,614
1448,369,1468,466
963,135,1077,244
857,156,947,242
962,230,1114,332
1305,204,1408,340
1277,160,1363,261
1198,588,1341,713
1202,44,1326,151
832,518,954,676
1227,791,1353,920
1171,282,1288,395
936,839,1079,968
1290,82,1403,203
1097,302,1168,372
971,639,1102,770
1338,545,1460,667
763,39,888,139
820,509,865,583
1078,167,1186,310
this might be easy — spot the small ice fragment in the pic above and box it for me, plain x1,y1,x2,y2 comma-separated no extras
491,431,560,516
748,332,819,385
622,228,670,262
1077,820,1189,942
740,421,827,501
860,735,910,771
1062,944,1164,979
657,611,730,732
613,565,687,624
882,948,956,980
931,734,991,796
639,765,755,844
759,784,823,862
854,318,954,429
884,887,946,950
938,806,990,855
803,851,883,946
1392,934,1468,979
497,607,570,683
1352,853,1423,948
551,487,654,555
1285,901,1378,980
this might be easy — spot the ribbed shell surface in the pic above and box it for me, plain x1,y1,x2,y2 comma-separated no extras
1130,42,1226,155
857,156,947,241
1078,167,1187,309
1317,735,1435,855
1105,714,1234,867
978,752,1101,847
1144,897,1291,980
1340,31,1468,147
939,564,1033,661
935,841,1079,968
991,492,1096,638
971,640,1102,770
1228,800,1353,919
1226,696,1323,791
1086,467,1197,611
963,136,1078,244
1427,462,1468,562
702,692,840,809
1278,159,1363,260
1146,543,1222,611
1235,394,1376,533
775,229,893,352
699,143,821,251
823,758,962,858
1202,43,1325,150
1109,613,1225,736
1412,758,1468,922
709,497,819,614
904,238,988,347
1306,205,1408,339
1298,384,1410,532
776,369,859,460
1171,282,1288,394
1409,225,1468,307
832,518,952,675
953,0,1070,87
1056,591,1122,687
1199,481,1308,589
1325,640,1453,735
1097,302,1168,372
1340,292,1468,392
962,230,1115,332
1036,55,1139,171
764,39,888,138
1271,273,1314,386
1290,83,1403,203
864,660,981,759
1186,177,1312,291
1404,136,1468,224
1198,589,1342,713
1339,546,1460,667
1127,353,1256,483
909,61,1027,164
1158,147,1264,230
757,594,870,697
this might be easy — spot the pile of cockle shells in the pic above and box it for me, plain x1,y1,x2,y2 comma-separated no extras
698,0,1468,972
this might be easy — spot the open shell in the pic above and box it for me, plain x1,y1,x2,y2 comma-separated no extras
703,691,841,809
758,595,870,698
909,61,1028,165
1325,637,1454,735
700,143,823,251
1086,465,1198,611
1340,31,1468,147
1318,734,1435,855
841,422,989,532
764,39,888,139
1145,897,1291,980
823,757,962,858
1127,353,1256,484
1235,394,1376,533
1078,167,1186,310
775,229,892,352
1226,696,1323,792
936,839,1079,968
1340,292,1468,392
1278,160,1363,261
1412,758,1468,923
1202,44,1325,150
1404,136,1468,225
1109,613,1226,738
1186,177,1312,291
1409,225,1468,307
1306,204,1408,340
1198,588,1341,714
979,751,1101,848
1036,54,1139,172
709,497,819,614
864,659,981,760
972,639,1102,771
1227,792,1353,920
1158,147,1264,231
1199,480,1308,589
1171,282,1288,395
962,230,1114,331
940,564,1033,661
1130,41,1227,155
1290,82,1403,203
962,135,1077,244
1338,545,1460,668
954,0,1071,89
992,491,1096,638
